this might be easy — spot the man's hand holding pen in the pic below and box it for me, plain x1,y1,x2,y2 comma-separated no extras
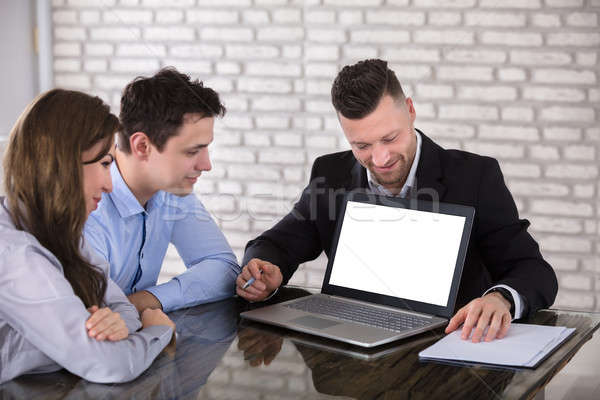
236,258,283,302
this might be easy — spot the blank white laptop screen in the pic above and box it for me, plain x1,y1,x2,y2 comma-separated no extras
328,201,467,307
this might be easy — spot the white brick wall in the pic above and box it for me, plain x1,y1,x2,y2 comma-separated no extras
45,0,600,314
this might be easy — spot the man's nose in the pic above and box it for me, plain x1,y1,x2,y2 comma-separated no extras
372,144,391,167
196,152,212,172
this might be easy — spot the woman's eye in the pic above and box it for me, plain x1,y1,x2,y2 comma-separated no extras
101,156,114,167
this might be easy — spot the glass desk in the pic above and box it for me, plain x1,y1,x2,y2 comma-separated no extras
1,287,599,399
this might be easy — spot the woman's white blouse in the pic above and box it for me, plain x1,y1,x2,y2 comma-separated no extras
0,199,173,384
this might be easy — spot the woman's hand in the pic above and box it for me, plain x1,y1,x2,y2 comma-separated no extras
86,305,129,341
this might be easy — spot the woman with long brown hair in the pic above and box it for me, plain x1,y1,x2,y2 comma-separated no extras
0,89,175,384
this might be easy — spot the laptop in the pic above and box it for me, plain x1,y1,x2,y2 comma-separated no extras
241,192,475,348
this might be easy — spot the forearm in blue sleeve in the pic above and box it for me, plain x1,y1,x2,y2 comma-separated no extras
146,255,239,312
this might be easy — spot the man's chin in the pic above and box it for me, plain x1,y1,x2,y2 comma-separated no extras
164,185,194,197
371,170,405,186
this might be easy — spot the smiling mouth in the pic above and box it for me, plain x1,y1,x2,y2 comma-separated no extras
373,160,398,173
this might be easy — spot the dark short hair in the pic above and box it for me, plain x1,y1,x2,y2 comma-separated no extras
119,67,226,153
331,59,405,119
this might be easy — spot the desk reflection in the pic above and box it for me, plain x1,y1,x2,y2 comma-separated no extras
237,322,516,399
0,298,238,400
2,290,599,400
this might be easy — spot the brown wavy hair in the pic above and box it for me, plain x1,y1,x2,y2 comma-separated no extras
3,89,119,307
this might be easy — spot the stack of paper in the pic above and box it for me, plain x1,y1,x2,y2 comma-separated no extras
418,323,575,368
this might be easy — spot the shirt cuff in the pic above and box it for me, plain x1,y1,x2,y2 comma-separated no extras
484,284,524,320
263,287,279,301
145,280,179,313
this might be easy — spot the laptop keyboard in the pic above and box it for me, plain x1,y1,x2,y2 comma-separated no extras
285,296,432,332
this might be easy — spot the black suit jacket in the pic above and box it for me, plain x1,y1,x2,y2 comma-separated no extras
244,131,558,317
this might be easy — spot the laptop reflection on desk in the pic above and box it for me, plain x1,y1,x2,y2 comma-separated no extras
241,193,475,348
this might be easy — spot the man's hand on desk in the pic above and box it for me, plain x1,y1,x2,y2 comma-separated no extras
127,290,163,314
86,305,128,341
445,292,512,343
236,258,283,302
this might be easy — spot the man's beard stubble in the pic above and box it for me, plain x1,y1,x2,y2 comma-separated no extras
368,155,410,188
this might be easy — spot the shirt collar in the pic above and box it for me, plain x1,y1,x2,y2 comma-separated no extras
367,129,422,198
109,161,165,218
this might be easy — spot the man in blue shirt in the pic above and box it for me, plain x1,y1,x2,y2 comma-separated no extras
84,68,240,313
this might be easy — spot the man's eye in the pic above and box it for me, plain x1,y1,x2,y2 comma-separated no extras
101,161,111,168
187,151,199,156
356,144,369,150
383,136,397,143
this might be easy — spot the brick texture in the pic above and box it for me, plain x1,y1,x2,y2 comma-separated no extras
46,0,600,314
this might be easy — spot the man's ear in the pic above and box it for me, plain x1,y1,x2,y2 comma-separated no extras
130,132,152,160
405,97,416,122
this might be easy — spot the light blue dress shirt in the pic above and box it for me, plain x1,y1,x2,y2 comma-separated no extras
366,130,524,319
0,198,173,384
84,162,241,313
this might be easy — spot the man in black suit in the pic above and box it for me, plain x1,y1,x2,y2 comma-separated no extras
236,59,557,343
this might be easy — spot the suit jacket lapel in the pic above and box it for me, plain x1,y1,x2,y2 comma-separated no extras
348,158,368,190
413,130,447,201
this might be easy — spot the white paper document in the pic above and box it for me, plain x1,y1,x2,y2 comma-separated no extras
419,323,575,368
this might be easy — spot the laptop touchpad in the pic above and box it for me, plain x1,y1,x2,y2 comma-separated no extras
290,316,341,329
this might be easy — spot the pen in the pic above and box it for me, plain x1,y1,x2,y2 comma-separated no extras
242,270,263,289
